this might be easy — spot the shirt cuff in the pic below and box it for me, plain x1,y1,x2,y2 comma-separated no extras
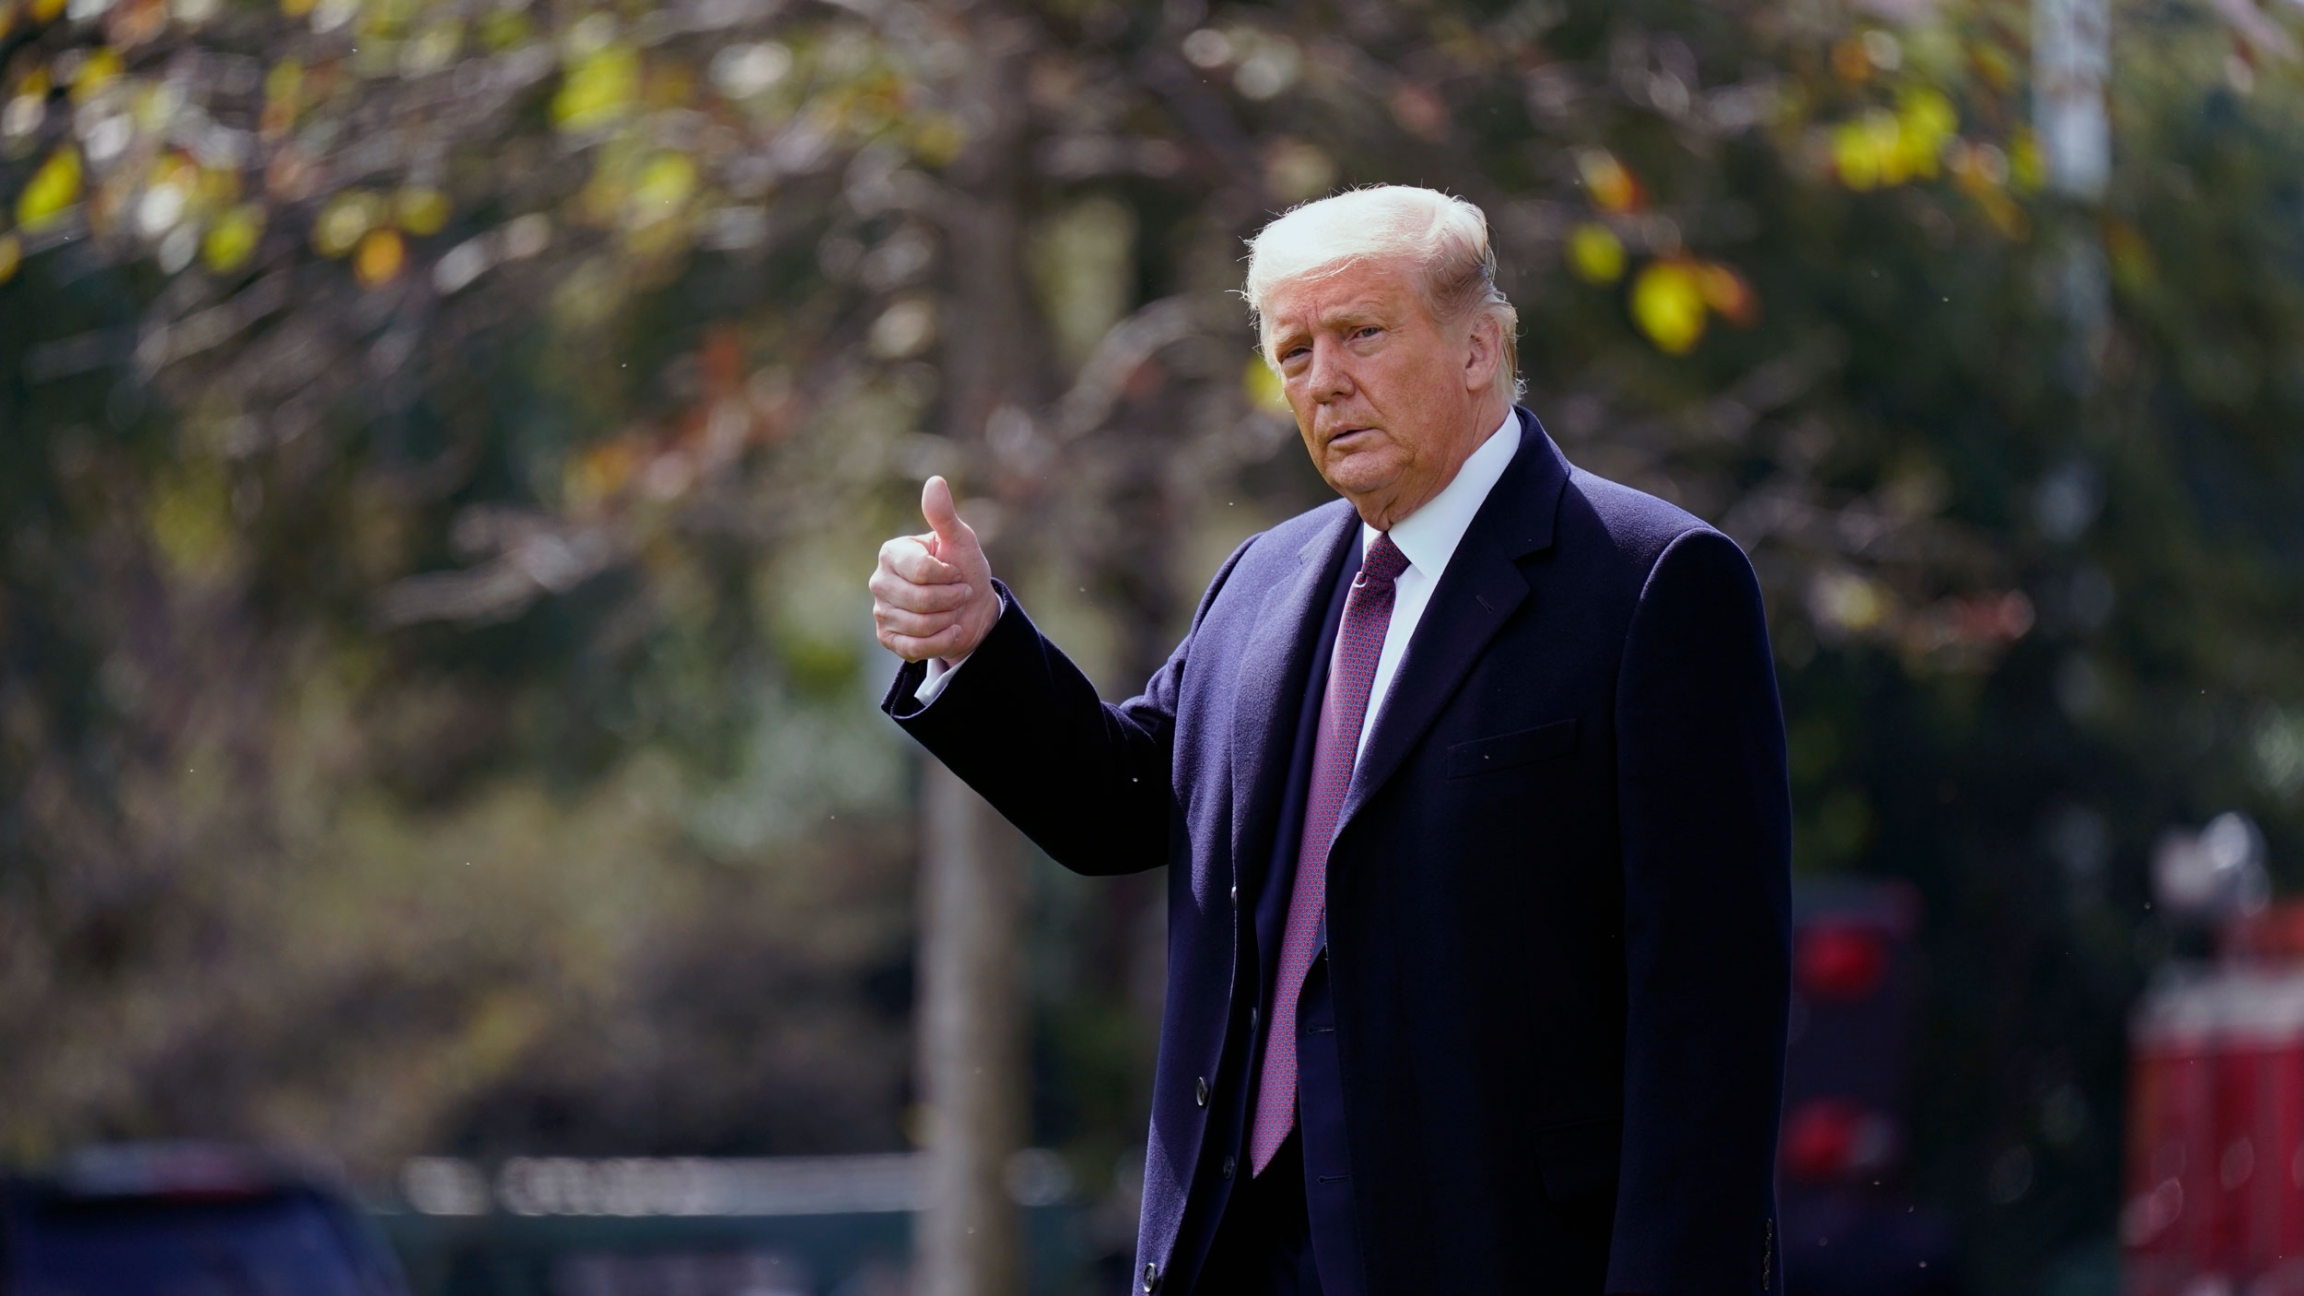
914,651,969,705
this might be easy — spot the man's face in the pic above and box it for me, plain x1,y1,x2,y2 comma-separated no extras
1262,256,1498,530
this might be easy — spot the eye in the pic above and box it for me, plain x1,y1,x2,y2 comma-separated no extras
1353,325,1383,340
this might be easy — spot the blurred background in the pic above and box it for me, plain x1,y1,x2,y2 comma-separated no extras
2,0,2302,1291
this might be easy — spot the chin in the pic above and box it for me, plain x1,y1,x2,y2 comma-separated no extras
1324,454,1405,501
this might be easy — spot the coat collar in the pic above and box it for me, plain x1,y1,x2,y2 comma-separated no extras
1333,407,1571,840
1226,500,1358,890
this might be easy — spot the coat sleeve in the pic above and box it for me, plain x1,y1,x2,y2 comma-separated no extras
880,536,1258,877
1605,527,1793,1296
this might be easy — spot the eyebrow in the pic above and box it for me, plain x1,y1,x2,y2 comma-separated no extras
1269,298,1397,352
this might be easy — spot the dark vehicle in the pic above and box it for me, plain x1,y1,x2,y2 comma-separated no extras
1,1143,408,1296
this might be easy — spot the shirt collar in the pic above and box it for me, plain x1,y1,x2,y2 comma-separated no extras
1363,407,1520,579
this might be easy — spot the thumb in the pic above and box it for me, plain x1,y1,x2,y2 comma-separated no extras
920,476,976,557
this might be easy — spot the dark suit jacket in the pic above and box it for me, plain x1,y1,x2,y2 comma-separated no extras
885,411,1793,1294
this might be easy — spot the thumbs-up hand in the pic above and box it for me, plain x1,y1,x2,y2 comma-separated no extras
871,476,1000,664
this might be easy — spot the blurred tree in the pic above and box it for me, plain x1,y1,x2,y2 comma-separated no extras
3,0,2303,1290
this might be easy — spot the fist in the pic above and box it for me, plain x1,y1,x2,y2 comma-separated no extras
871,476,1000,664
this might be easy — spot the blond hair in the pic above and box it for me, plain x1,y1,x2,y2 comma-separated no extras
1243,185,1522,399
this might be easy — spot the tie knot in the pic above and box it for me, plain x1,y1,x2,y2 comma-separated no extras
1360,533,1410,586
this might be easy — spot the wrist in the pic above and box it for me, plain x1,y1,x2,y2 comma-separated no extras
964,584,1002,653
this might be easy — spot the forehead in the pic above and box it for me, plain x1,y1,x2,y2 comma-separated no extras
1260,257,1426,334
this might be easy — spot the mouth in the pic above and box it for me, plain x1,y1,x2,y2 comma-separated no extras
1323,426,1379,452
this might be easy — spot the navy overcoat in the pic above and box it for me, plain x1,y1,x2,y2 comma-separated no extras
885,411,1793,1294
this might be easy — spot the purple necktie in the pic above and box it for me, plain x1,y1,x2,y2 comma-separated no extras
1250,532,1411,1175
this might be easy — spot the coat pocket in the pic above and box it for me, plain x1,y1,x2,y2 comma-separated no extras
1532,1114,1622,1203
1443,718,1577,778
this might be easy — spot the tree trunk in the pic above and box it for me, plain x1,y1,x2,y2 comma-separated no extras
916,760,1027,1296
917,12,1038,1291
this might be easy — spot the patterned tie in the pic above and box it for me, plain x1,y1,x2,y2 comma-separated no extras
1250,532,1411,1175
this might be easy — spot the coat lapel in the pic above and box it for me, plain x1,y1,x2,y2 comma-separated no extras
1335,412,1573,841
1229,503,1358,892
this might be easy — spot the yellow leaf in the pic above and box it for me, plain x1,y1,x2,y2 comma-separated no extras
401,20,463,75
1812,571,1891,632
1576,148,1641,213
0,232,20,284
353,227,404,286
203,204,262,271
554,45,639,132
313,190,382,256
70,47,123,102
279,0,315,17
1832,111,1906,191
566,439,641,506
145,150,194,188
31,0,64,22
1896,87,1957,180
16,148,82,231
1565,222,1625,284
265,58,304,108
630,153,695,221
2008,129,2045,193
1972,42,2018,93
393,186,450,235
1242,354,1289,415
910,114,965,169
1631,260,1707,355
477,7,530,51
1696,261,1757,326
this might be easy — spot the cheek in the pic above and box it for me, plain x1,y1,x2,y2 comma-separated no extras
1287,391,1320,442
1359,383,1442,462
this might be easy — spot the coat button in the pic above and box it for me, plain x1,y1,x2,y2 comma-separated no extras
1195,1076,1209,1108
1250,1007,1259,1033
1142,1261,1159,1292
1221,1155,1236,1180
1230,884,1238,902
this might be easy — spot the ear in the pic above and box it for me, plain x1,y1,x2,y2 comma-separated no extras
1461,310,1503,395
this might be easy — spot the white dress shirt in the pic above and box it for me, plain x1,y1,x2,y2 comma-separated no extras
914,408,1521,723
1347,407,1518,766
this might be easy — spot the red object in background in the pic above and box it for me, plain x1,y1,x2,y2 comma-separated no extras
2124,970,2304,1296
1796,921,1890,1002
1781,1097,1900,1184
1784,1099,1859,1182
2126,977,2226,1294
2218,978,2304,1289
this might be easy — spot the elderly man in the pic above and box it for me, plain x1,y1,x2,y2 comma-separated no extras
870,187,1791,1295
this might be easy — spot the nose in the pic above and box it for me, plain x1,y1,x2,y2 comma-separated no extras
1304,335,1353,404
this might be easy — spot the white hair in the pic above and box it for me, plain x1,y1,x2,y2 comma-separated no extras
1243,185,1522,399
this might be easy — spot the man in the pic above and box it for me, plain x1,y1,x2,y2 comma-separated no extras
869,186,1791,1295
